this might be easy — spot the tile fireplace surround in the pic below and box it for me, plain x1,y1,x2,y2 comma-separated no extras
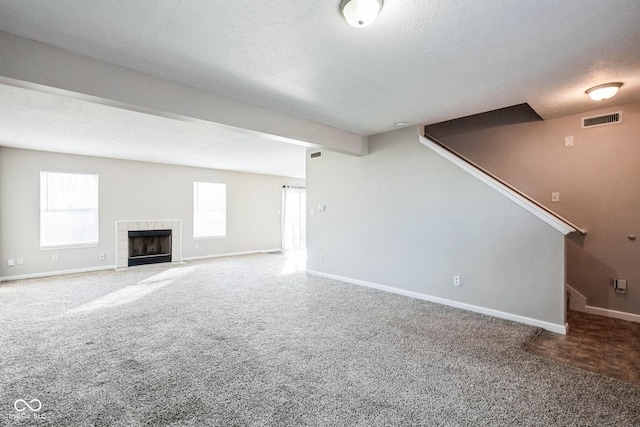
116,220,182,269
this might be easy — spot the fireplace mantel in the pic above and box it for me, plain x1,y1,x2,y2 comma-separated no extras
116,220,182,269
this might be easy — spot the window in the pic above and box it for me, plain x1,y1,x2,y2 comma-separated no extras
40,171,99,248
193,182,226,239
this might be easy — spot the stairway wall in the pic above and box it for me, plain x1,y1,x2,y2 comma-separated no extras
306,125,567,331
429,102,640,318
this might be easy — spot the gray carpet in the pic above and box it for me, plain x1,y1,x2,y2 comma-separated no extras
0,254,638,426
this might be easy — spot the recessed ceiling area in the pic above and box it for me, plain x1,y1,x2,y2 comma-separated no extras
0,1,639,176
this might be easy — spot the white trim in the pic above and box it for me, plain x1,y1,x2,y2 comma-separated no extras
0,265,116,282
566,284,640,324
0,250,281,282
183,248,283,261
585,305,640,324
307,269,567,334
40,243,100,250
418,135,579,236
193,236,227,241
566,284,587,312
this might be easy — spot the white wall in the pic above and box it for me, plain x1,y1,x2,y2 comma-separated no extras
306,126,567,330
0,147,304,279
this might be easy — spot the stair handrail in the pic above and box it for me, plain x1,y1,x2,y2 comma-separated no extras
422,130,587,235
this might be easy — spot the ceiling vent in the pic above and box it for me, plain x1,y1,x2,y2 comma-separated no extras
310,151,322,159
581,111,622,129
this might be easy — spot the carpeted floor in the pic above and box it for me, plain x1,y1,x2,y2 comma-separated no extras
0,253,638,426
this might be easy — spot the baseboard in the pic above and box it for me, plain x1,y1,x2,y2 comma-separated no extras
566,284,587,312
566,285,640,324
182,248,283,262
0,250,283,282
306,270,567,335
585,305,640,324
0,265,116,282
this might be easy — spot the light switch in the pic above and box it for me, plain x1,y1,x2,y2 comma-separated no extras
614,279,627,290
614,278,627,294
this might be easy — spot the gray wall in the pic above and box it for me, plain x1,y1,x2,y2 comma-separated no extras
306,126,567,328
0,147,304,279
432,103,640,316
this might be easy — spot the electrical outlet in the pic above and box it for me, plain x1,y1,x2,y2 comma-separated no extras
7,259,15,267
551,192,560,203
99,254,106,261
320,254,325,262
52,255,58,262
17,258,23,265
564,136,574,147
453,276,461,286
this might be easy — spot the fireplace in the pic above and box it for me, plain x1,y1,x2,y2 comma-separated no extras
128,229,172,266
115,220,182,270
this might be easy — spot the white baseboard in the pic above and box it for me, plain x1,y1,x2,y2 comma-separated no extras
0,265,116,282
566,284,587,312
566,284,640,324
307,269,567,335
182,248,283,262
0,249,283,282
585,305,640,324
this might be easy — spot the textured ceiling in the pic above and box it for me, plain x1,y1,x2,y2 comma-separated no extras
0,83,308,178
0,0,639,175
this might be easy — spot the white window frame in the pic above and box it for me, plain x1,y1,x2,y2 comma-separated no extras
193,181,226,239
40,170,99,249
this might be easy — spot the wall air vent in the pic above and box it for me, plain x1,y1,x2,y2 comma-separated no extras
581,111,622,129
310,151,322,159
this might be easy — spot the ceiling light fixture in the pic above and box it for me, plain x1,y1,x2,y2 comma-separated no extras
340,0,383,28
585,82,623,101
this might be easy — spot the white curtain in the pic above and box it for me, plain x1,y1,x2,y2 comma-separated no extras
282,186,306,251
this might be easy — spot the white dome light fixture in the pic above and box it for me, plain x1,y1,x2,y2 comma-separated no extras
585,82,623,101
340,0,383,28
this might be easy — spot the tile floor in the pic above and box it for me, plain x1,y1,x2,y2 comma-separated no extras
527,310,640,385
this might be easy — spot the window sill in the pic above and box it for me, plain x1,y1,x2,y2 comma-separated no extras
193,236,227,241
41,242,99,250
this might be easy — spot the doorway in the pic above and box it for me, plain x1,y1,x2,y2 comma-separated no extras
282,186,306,251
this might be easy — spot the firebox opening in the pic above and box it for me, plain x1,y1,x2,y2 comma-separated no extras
128,229,172,266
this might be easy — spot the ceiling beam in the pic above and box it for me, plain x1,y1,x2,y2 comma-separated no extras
0,31,367,156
